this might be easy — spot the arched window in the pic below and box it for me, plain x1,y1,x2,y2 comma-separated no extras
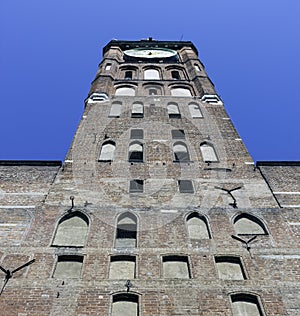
173,142,190,162
125,71,133,80
170,87,192,97
186,213,211,239
109,101,122,117
115,213,137,248
128,142,143,162
52,212,89,247
131,102,144,118
200,142,218,162
144,68,160,80
115,86,135,96
112,293,139,316
109,255,136,279
234,214,268,235
231,294,265,316
215,256,246,280
189,103,203,118
99,141,116,162
167,103,181,118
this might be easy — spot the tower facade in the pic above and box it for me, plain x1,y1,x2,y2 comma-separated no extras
0,39,299,315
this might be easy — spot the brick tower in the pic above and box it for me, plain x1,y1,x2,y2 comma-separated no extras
0,39,299,315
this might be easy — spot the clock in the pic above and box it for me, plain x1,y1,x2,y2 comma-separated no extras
124,48,177,59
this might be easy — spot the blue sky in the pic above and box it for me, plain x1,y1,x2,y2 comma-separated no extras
0,0,299,161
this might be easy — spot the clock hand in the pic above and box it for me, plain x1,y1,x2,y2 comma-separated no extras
0,259,35,296
0,264,8,275
11,259,35,274
0,277,10,295
231,235,247,244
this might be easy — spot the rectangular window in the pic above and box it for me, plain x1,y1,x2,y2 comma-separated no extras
178,180,194,193
109,256,136,279
162,256,191,279
215,256,246,280
130,129,144,139
53,255,83,279
129,180,144,193
171,129,185,139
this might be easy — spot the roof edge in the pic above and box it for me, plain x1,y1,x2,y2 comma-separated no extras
0,160,62,167
103,39,198,56
256,161,300,167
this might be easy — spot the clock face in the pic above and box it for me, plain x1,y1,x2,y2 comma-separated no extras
124,48,177,59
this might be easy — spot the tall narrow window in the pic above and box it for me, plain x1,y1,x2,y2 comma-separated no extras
128,142,143,162
178,180,194,193
231,294,264,316
167,103,181,118
52,212,89,247
109,101,122,117
99,141,116,162
53,255,83,279
186,213,211,239
170,87,192,97
144,68,160,80
189,103,203,118
125,71,133,80
129,180,144,193
149,88,157,95
115,213,137,248
234,214,268,235
112,294,139,316
105,63,112,71
115,86,135,96
171,70,180,80
173,142,190,162
200,142,218,162
194,64,201,72
162,256,191,279
109,256,136,279
215,256,246,280
131,102,144,118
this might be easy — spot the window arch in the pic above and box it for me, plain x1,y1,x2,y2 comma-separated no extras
112,293,139,316
115,86,135,96
189,102,203,118
109,101,122,117
167,103,181,118
170,87,192,97
52,212,89,247
99,141,116,162
186,212,211,239
173,142,190,162
128,141,143,162
144,68,160,80
131,102,144,118
234,213,268,235
200,142,218,162
115,213,137,248
231,293,265,316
